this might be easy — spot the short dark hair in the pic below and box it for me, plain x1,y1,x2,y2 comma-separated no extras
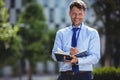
69,0,87,11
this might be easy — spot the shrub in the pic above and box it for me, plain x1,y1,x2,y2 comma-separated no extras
93,67,120,80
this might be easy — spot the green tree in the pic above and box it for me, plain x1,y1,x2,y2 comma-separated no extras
92,0,120,66
0,0,21,67
18,2,50,80
47,29,57,60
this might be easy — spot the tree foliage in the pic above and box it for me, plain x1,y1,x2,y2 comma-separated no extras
92,0,120,66
18,2,49,63
0,0,21,66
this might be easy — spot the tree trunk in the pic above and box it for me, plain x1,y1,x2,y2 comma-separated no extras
18,59,22,80
28,61,33,80
104,35,111,66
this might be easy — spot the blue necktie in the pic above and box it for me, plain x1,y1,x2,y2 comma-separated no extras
71,28,79,74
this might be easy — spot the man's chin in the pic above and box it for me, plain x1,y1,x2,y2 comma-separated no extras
73,23,81,26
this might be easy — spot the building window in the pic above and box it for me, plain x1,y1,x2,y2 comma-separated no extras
10,0,15,8
61,7,66,23
43,0,49,7
55,0,60,7
49,8,54,23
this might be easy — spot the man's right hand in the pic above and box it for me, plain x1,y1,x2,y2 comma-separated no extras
70,47,79,55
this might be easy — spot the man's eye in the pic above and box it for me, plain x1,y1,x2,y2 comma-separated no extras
72,13,76,15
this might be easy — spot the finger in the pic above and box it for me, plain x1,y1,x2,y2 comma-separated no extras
71,47,75,51
70,55,75,58
64,56,66,60
70,55,78,63
70,59,75,65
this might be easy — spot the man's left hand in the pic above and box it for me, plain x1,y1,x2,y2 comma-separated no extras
65,55,78,65
70,55,78,64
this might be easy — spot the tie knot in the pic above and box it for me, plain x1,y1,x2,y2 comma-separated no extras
72,28,79,32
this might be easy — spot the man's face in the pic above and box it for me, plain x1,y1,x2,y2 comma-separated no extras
69,6,86,27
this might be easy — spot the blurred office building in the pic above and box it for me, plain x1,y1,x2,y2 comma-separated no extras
4,0,95,29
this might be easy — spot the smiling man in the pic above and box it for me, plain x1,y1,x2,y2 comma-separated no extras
52,0,100,80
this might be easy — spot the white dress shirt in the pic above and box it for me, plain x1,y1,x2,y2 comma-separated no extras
52,23,100,72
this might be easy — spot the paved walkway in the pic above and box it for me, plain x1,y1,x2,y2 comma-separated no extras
0,75,58,80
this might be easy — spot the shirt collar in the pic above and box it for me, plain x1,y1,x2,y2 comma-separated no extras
69,23,84,30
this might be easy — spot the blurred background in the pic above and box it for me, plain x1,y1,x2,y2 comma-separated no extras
0,0,120,80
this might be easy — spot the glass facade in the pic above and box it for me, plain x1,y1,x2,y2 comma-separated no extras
5,0,94,29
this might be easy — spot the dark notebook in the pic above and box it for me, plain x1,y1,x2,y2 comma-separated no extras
55,51,87,62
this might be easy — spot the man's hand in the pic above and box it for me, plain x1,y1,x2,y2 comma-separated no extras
70,47,79,55
70,55,78,64
64,47,79,65
64,55,78,65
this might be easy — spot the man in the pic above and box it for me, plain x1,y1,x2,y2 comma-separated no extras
52,0,100,80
